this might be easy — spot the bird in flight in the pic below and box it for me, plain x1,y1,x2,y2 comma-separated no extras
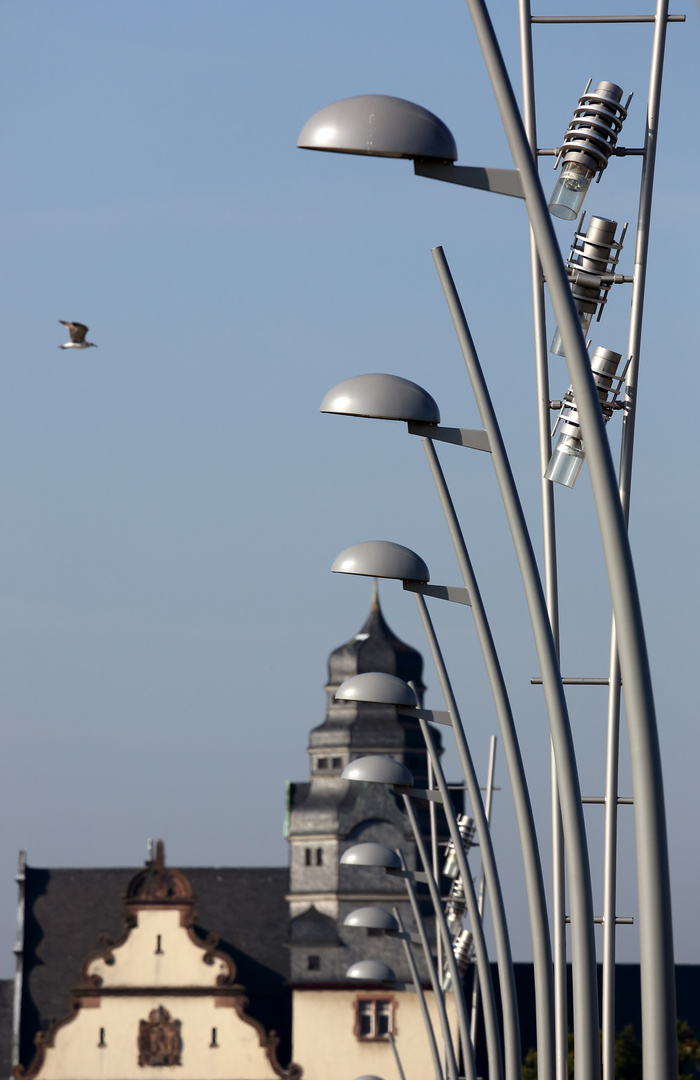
58,321,98,349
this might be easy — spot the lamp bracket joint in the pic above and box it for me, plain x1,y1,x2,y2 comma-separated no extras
398,708,453,727
408,421,491,453
413,160,524,199
386,867,429,884
410,788,445,805
402,581,472,606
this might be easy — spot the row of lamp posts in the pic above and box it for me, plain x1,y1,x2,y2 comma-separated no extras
297,3,678,1079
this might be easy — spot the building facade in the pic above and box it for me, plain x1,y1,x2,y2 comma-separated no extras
2,591,453,1080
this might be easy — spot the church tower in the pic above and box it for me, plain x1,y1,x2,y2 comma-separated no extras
286,590,458,1079
286,586,444,985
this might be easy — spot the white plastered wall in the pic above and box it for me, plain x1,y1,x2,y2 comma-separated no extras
293,987,458,1080
29,908,280,1080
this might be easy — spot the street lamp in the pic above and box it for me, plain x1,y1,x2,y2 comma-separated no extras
325,377,564,1080
336,657,514,1080
298,94,524,199
549,216,627,357
344,905,448,1080
547,80,629,220
546,346,624,489
343,823,480,1080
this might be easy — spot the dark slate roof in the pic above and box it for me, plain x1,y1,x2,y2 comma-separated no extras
289,907,344,948
0,978,13,1076
326,591,426,693
19,864,292,1070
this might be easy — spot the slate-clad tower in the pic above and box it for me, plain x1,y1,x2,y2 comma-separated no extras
286,587,444,987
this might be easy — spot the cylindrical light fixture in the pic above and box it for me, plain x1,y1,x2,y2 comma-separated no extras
550,216,622,356
442,814,476,879
445,876,467,935
548,81,628,221
545,346,623,488
442,929,475,991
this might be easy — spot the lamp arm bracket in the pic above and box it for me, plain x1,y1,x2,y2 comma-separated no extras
386,867,430,884
414,160,524,199
410,788,445,804
397,708,453,727
408,421,491,452
402,580,472,606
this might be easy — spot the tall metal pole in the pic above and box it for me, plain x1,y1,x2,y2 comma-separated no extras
460,3,676,1076
402,802,479,1080
392,903,449,1080
432,245,600,1080
601,7,671,1080
409,673,505,1080
470,736,498,1050
421,437,553,1080
516,6,568,1079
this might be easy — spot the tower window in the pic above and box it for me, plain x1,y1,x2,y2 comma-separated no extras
98,1027,106,1048
331,757,342,769
305,848,312,866
308,955,320,970
316,848,323,866
354,996,395,1040
317,757,329,770
155,934,164,954
210,1028,218,1048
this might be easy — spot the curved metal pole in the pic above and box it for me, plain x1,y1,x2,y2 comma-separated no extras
432,245,600,1080
470,735,497,1051
397,870,460,1080
458,3,677,1073
392,903,449,1080
411,595,512,1080
516,6,568,1078
423,436,553,1080
401,806,478,1080
602,632,623,1080
415,717,505,1080
601,8,671,1080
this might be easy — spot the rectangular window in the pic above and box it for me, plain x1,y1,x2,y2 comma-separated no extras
315,848,323,866
308,955,320,970
354,996,395,1041
317,758,328,769
305,848,312,866
331,757,342,769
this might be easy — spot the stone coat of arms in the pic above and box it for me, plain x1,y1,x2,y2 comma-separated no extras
138,1005,182,1066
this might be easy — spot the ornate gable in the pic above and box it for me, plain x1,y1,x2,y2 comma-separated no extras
15,843,301,1080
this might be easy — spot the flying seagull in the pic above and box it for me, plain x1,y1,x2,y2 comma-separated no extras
58,321,98,349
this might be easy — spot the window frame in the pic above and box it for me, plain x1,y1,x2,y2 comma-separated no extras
353,993,397,1042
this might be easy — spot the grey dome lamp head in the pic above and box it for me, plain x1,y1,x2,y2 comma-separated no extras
336,671,419,708
344,906,399,932
342,754,414,789
297,95,457,162
346,959,397,983
332,541,429,583
320,374,440,424
353,1076,386,1080
340,842,402,869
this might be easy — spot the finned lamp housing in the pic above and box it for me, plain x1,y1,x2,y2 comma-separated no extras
550,215,626,356
442,814,476,879
548,81,630,221
546,346,623,488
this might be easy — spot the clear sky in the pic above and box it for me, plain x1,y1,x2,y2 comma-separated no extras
0,0,697,970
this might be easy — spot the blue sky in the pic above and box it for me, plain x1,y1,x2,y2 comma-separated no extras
0,0,697,969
